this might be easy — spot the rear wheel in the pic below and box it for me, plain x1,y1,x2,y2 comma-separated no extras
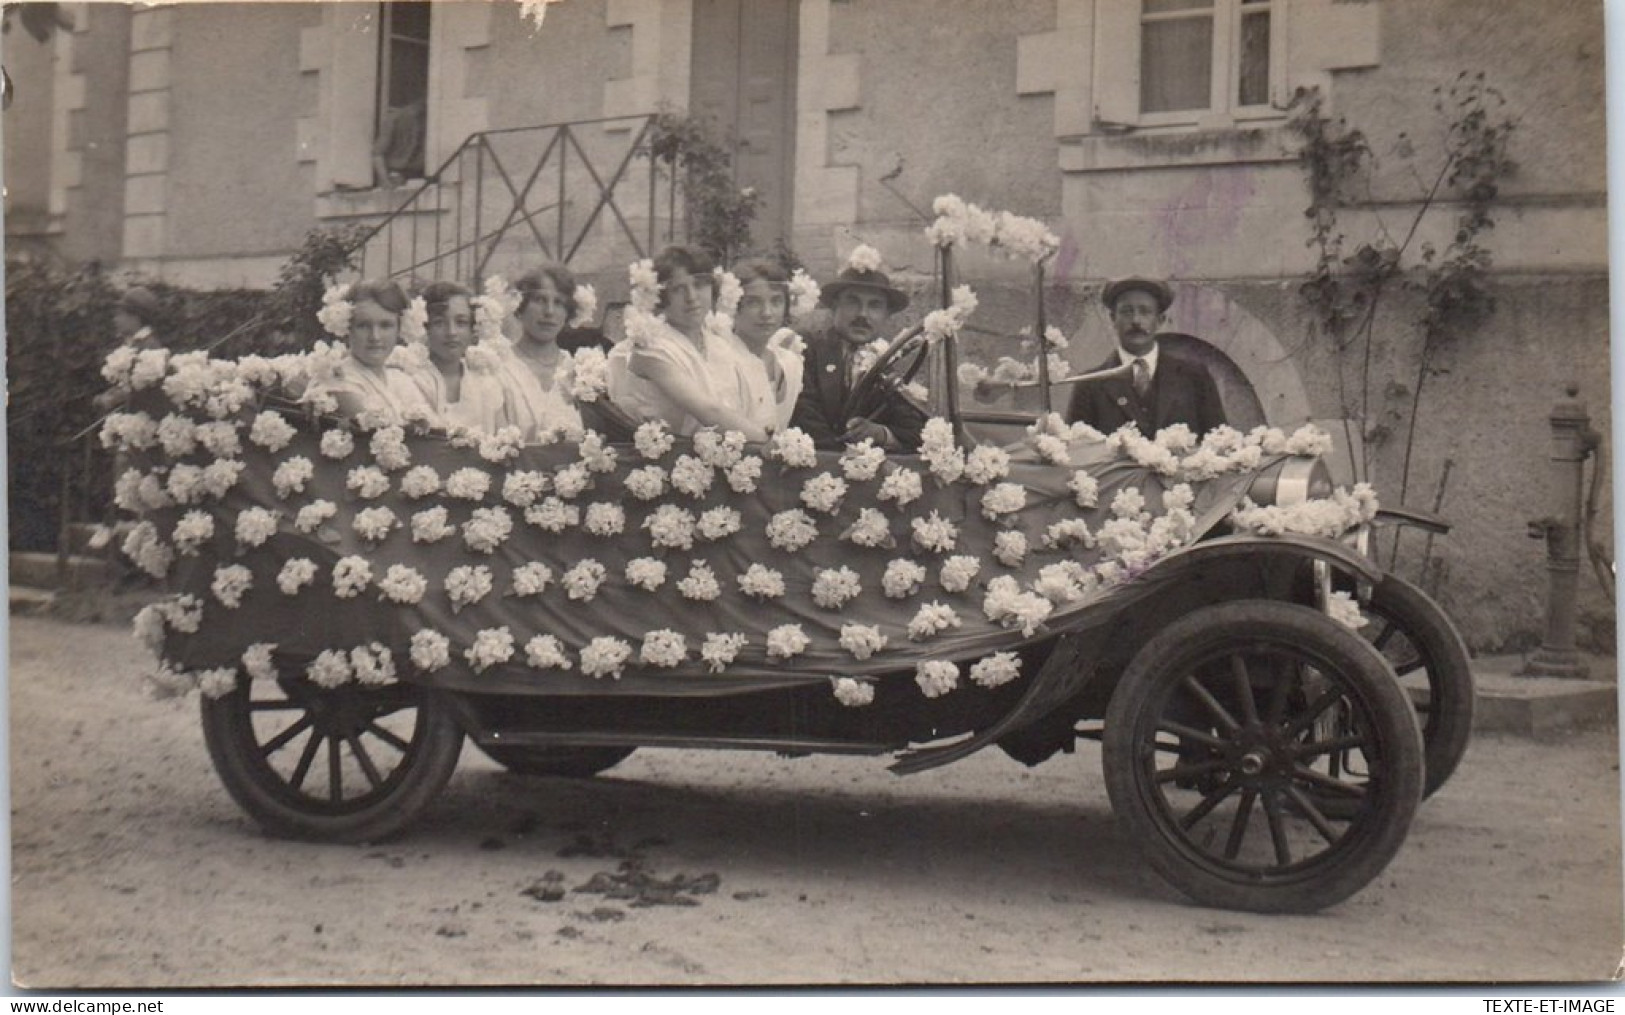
476,744,635,778
200,670,463,843
1102,601,1424,913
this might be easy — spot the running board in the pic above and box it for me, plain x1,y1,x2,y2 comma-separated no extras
476,729,900,757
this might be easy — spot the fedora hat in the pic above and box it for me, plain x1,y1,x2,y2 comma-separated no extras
820,267,910,316
117,286,162,324
1101,277,1173,313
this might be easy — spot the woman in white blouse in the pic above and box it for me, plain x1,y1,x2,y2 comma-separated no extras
499,264,585,439
304,279,434,424
409,280,512,434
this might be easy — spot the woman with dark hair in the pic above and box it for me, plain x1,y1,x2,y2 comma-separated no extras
498,263,585,437
729,257,805,432
304,278,435,423
608,245,767,440
408,280,513,433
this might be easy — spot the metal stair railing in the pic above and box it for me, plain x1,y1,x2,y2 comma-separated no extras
352,112,682,283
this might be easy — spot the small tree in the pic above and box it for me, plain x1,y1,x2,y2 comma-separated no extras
646,110,762,263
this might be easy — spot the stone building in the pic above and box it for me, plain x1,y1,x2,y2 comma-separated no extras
3,0,1611,651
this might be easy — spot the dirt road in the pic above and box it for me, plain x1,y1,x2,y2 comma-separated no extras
8,615,1622,987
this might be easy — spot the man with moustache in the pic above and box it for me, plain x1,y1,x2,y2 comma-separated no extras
789,256,926,451
1065,277,1227,437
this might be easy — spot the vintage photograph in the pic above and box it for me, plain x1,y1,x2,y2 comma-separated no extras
3,0,1619,988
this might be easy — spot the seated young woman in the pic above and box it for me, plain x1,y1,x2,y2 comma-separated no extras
494,264,585,439
729,257,806,434
304,278,436,424
608,245,768,442
407,280,513,434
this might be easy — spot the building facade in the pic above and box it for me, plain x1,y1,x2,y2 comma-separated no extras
3,0,1611,651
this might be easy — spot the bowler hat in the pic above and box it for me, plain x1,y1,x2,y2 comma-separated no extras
820,268,910,316
117,286,162,324
1101,277,1173,313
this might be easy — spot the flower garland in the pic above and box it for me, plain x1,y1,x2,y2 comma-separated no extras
925,194,1060,263
570,284,598,329
788,269,821,318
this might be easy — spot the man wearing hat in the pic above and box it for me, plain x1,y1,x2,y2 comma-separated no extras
1064,277,1227,437
112,286,163,351
789,249,927,451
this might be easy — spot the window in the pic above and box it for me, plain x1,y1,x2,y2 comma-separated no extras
1139,0,1273,121
372,1,430,185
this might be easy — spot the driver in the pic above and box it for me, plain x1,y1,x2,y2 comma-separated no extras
789,250,926,451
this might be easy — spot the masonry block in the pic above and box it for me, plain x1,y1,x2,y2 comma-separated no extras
122,214,166,260
124,173,167,216
129,8,174,52
126,132,169,176
127,91,169,135
128,49,171,94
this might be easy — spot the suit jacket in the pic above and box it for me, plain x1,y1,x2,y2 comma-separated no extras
1065,347,1227,437
789,328,927,451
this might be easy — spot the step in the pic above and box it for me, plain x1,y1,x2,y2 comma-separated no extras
8,585,56,615
8,551,111,590
1466,655,1618,738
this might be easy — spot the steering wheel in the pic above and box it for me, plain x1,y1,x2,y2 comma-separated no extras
843,324,932,424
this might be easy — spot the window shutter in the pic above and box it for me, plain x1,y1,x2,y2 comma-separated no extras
1092,0,1141,129
328,11,379,189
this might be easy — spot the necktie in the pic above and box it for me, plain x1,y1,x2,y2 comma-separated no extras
1132,357,1151,398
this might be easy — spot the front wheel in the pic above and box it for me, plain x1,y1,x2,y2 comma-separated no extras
200,671,464,843
1102,601,1424,913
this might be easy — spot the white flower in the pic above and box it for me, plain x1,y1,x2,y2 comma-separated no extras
1033,561,1090,604
1285,424,1335,458
737,563,786,599
445,466,492,501
411,505,456,543
882,559,927,599
907,601,962,640
766,625,810,660
351,642,397,686
136,473,172,511
100,411,158,452
876,468,923,507
839,440,887,482
354,505,399,542
831,677,875,708
677,559,722,601
911,512,959,554
155,594,204,635
963,445,1011,485
525,497,580,533
584,502,627,538
199,459,245,499
700,633,748,673
1069,471,1100,509
410,629,452,672
525,635,573,670
156,414,198,458
130,347,170,389
765,509,819,552
634,420,676,460
446,564,494,610
132,603,168,654
624,557,668,591
511,562,555,596
694,428,748,468
551,462,592,499
576,430,618,474
800,472,848,514
969,651,1022,689
271,457,315,498
276,558,318,595
569,283,598,328
211,564,253,608
243,643,278,682
331,556,372,598
562,559,608,601
378,564,428,604
992,530,1029,567
347,465,391,500
465,627,516,672
172,510,216,555
316,282,354,338
1111,486,1148,520
725,456,763,494
696,506,742,541
639,629,688,668
643,504,697,550
308,648,353,689
234,507,279,548
938,555,981,593
462,506,514,553
768,428,818,469
319,429,355,459
580,636,634,679
845,243,884,273
165,463,204,505
500,470,548,507
915,660,960,699
812,566,862,610
369,425,412,472
838,623,888,660
293,500,337,534
982,575,1052,636
628,258,661,314
625,465,669,501
1044,518,1095,550
567,347,610,403
788,269,821,318
670,455,715,498
981,482,1028,519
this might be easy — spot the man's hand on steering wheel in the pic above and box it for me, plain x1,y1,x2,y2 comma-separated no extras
842,416,898,449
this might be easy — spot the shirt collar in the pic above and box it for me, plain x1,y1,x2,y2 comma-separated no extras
1116,342,1159,376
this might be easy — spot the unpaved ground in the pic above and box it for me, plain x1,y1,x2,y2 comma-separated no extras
9,614,1623,987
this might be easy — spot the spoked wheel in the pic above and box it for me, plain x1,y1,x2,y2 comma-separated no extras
1361,575,1474,798
1102,601,1424,913
845,325,930,424
476,744,635,778
200,671,464,842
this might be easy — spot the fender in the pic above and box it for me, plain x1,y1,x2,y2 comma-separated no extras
1141,532,1384,586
